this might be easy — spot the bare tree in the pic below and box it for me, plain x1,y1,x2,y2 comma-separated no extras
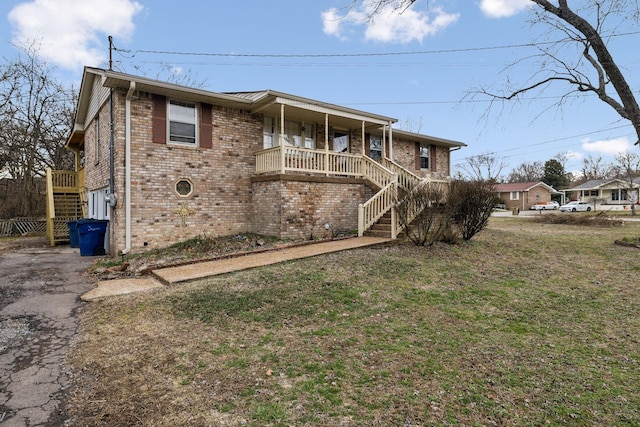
480,1,640,144
0,43,75,217
614,151,640,213
353,1,640,144
580,154,613,181
507,160,544,183
460,152,506,182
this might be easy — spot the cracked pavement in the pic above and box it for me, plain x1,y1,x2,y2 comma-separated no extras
0,245,95,426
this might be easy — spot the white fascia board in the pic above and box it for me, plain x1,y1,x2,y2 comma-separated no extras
275,96,392,126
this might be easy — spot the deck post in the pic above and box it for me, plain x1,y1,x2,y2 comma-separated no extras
280,104,286,174
358,203,364,237
324,113,329,176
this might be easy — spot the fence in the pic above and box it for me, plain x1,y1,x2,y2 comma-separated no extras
0,218,47,237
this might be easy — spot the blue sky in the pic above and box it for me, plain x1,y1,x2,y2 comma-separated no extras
1,0,638,178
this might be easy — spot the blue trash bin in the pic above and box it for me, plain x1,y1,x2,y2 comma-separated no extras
67,220,79,248
77,219,109,256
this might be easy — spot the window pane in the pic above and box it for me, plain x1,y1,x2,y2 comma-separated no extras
304,124,315,148
169,100,196,144
170,122,196,143
370,136,382,160
170,101,196,123
334,132,349,152
420,146,430,169
263,117,274,148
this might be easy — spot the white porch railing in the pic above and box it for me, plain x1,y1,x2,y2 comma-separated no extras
382,158,421,190
358,179,397,237
256,145,393,181
255,145,448,238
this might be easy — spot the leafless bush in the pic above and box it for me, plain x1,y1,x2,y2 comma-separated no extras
395,181,449,246
448,179,497,241
396,179,495,245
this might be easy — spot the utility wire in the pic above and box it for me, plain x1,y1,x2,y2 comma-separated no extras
112,30,640,59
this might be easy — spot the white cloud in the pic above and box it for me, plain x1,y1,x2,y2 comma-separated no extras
322,8,350,41
582,137,633,155
566,150,584,161
479,0,531,18
8,0,143,70
322,1,459,43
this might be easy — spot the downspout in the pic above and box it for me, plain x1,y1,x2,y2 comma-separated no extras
122,81,136,255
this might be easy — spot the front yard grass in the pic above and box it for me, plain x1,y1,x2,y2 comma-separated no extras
67,219,640,426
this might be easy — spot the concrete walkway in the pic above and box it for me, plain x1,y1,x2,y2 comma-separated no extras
82,236,392,300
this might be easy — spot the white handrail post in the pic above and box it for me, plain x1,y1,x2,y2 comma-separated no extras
358,203,364,237
391,206,397,239
280,105,285,174
324,114,330,176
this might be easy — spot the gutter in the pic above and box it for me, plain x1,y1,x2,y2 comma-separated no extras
122,81,135,255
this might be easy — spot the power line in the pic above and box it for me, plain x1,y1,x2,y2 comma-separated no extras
451,124,636,166
113,31,640,60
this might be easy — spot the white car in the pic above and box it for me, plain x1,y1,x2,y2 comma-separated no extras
560,201,592,212
531,201,560,210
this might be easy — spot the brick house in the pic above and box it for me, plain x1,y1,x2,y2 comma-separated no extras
50,67,465,255
494,181,561,211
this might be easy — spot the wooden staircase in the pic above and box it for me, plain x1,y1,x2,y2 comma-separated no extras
45,169,85,245
363,210,393,238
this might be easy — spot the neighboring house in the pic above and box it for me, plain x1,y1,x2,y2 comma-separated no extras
566,178,640,210
494,181,561,211
46,67,465,255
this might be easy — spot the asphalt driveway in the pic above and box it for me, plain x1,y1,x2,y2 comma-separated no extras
0,242,95,426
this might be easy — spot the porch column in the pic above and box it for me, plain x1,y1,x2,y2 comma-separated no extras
325,113,329,176
361,121,365,155
280,104,285,174
388,120,394,160
73,148,81,172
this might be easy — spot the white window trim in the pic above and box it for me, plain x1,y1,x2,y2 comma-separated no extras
510,191,520,201
420,145,430,170
167,99,198,146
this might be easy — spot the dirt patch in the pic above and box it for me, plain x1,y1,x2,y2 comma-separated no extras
0,236,49,256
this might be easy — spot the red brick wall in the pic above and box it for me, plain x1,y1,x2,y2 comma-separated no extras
251,175,373,240
85,89,264,254
392,138,451,178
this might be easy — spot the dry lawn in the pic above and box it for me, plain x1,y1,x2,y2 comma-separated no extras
66,218,640,426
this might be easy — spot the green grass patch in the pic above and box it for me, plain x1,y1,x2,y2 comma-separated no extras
68,220,640,426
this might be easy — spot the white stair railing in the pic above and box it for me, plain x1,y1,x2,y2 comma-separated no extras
358,178,397,237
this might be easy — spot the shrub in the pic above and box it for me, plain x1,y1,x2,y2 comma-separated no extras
395,181,449,246
396,179,495,245
448,179,496,241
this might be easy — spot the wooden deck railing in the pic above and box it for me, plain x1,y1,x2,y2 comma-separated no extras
255,146,449,238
